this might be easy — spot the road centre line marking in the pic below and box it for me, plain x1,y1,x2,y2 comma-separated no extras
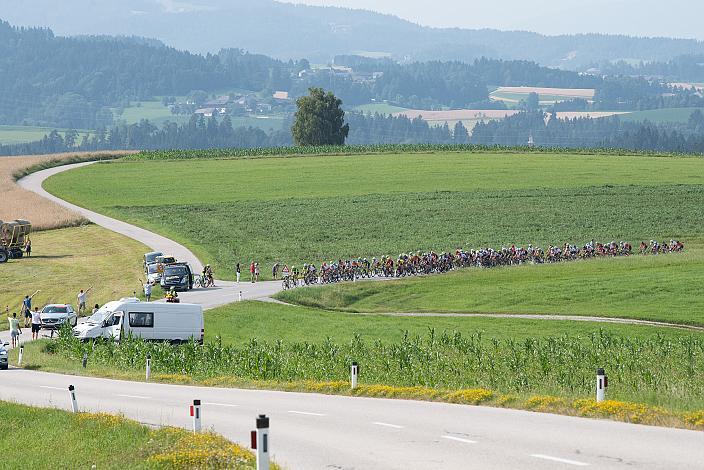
116,394,151,400
39,386,65,391
531,454,589,466
288,410,326,416
373,421,404,429
441,435,477,444
203,402,239,408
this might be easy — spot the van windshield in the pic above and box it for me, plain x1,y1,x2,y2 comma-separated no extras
87,307,112,324
164,266,187,276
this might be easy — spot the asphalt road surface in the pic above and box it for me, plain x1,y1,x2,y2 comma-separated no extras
2,368,703,470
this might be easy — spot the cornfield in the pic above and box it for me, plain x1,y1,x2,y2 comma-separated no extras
127,144,696,161
51,328,704,406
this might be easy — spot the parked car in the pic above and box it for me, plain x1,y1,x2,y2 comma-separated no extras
145,262,162,285
0,342,8,369
160,262,194,291
40,304,78,329
73,298,203,344
143,251,163,270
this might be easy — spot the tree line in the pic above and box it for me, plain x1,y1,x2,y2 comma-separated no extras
4,109,704,156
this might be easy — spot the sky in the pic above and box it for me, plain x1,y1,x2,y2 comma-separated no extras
283,0,704,39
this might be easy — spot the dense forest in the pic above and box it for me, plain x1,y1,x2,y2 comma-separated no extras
0,21,297,128
588,54,704,82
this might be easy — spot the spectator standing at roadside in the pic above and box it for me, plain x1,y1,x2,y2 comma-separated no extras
143,280,152,301
250,261,255,283
24,238,31,257
77,287,93,315
92,304,100,315
272,263,279,280
8,313,21,348
31,307,42,340
255,263,260,282
21,293,37,328
236,262,241,283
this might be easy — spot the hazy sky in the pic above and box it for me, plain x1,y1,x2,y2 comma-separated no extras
283,0,704,39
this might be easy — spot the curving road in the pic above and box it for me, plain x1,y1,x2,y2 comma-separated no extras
18,162,282,309
7,160,704,469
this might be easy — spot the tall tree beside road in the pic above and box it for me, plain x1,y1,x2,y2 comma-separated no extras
292,88,349,146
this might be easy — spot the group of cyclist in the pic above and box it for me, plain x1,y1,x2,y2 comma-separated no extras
278,239,684,289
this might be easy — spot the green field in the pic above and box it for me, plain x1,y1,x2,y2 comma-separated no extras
618,107,704,124
0,400,262,468
115,100,287,130
0,125,93,145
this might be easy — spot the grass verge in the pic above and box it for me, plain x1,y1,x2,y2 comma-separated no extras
10,341,703,433
0,400,276,469
0,225,148,330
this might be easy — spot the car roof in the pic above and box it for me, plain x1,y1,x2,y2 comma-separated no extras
43,304,71,308
145,251,163,256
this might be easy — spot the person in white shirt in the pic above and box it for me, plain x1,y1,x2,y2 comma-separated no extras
31,307,42,340
143,281,152,302
77,286,93,315
8,312,22,348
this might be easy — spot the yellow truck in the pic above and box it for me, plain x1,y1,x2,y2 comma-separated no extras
0,219,31,263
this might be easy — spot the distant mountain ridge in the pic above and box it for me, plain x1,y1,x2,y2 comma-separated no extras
3,0,704,67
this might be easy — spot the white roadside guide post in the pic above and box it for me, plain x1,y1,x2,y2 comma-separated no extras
351,362,359,389
18,345,23,366
238,291,243,302
68,385,78,413
190,399,202,433
251,414,270,470
596,368,608,402
82,351,88,368
146,353,151,381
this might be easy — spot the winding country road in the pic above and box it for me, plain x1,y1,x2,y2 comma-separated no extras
4,160,703,469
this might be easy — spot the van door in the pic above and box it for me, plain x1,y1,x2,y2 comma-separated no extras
105,312,122,341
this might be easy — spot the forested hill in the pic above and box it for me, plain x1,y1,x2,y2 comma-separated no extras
0,21,296,128
2,0,704,67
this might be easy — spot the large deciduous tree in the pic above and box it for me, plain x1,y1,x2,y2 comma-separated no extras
292,88,349,146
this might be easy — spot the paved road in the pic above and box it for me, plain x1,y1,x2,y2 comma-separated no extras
2,368,703,470
18,162,281,309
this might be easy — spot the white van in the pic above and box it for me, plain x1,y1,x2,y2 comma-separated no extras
73,297,204,343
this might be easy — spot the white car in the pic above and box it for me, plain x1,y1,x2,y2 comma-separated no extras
146,262,162,285
0,342,8,370
41,304,78,330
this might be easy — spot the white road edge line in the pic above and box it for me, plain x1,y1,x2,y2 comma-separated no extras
373,421,404,429
39,386,65,391
288,410,326,416
531,454,589,466
442,435,477,444
203,402,239,408
116,394,151,400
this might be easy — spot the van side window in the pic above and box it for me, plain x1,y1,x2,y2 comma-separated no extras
128,312,154,328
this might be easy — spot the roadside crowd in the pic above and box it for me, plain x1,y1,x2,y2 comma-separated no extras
6,286,94,349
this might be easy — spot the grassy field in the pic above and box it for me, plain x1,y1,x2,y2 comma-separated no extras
278,243,704,325
0,126,94,145
0,225,148,328
114,100,287,130
618,107,704,124
0,401,265,468
45,152,704,282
